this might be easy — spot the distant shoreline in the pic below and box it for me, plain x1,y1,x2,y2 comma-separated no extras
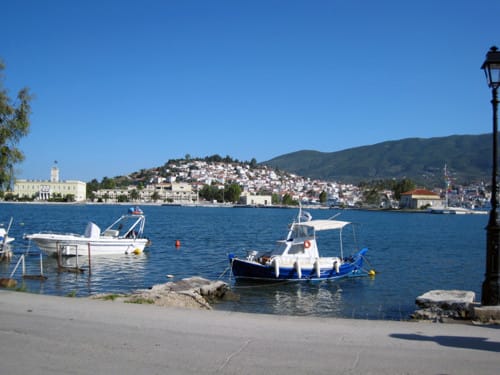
1,200,488,215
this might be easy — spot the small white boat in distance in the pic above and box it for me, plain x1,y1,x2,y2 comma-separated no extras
25,207,149,256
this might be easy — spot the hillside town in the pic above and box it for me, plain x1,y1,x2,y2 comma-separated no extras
8,159,490,211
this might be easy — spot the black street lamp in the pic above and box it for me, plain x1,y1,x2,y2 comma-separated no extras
481,46,500,306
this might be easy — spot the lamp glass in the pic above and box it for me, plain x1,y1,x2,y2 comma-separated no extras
485,63,500,88
482,46,500,88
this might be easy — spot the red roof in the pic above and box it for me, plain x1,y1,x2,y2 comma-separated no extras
401,189,439,197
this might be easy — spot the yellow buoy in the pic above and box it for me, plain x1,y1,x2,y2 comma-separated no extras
368,269,376,276
132,248,142,255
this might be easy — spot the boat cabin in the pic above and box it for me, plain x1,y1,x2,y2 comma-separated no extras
268,219,351,260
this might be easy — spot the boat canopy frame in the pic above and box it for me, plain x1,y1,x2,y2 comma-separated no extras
103,214,146,239
290,219,356,260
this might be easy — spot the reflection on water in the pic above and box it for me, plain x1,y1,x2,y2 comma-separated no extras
0,203,489,320
272,283,343,316
6,251,150,297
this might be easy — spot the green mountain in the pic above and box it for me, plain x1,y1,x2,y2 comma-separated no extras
262,134,492,187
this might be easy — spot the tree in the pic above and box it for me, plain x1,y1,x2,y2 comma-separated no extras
249,158,257,169
282,194,297,206
101,176,116,189
129,189,140,201
224,183,242,203
393,178,416,200
319,191,328,204
151,191,161,202
0,60,32,190
86,178,99,199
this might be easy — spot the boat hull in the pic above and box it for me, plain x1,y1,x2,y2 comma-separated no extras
26,234,148,256
229,249,368,281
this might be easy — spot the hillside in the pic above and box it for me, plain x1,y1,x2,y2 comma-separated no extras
262,134,492,187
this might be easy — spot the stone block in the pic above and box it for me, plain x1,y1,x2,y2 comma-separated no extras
473,305,500,324
413,290,476,321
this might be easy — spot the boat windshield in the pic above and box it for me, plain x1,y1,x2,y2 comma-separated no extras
291,224,314,239
270,240,289,256
270,240,307,256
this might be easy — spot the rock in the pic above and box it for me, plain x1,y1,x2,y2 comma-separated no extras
413,290,476,322
0,278,17,288
93,277,237,310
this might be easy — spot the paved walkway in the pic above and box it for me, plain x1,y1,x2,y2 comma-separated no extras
0,290,499,374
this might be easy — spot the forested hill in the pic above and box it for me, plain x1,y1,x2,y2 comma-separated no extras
262,134,491,187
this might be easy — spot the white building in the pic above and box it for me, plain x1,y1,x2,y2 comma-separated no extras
239,192,272,206
13,166,87,202
93,182,198,203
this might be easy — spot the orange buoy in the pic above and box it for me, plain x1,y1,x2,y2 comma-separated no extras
175,239,181,248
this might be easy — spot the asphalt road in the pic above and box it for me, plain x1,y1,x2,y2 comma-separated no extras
0,290,499,374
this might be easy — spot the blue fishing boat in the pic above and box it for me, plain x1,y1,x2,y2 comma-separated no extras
228,209,372,281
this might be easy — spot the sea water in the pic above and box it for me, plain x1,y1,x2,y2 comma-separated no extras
0,203,487,320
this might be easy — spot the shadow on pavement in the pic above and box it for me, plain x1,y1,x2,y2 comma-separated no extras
390,333,500,352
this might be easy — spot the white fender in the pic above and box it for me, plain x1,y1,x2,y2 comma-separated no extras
334,260,340,273
314,258,321,278
273,258,280,278
295,259,302,279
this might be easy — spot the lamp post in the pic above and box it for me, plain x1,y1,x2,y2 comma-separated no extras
481,46,500,306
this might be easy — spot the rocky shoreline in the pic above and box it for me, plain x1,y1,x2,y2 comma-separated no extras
93,281,500,325
91,276,239,310
412,289,500,324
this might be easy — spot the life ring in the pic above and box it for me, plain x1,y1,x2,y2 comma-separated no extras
304,240,311,249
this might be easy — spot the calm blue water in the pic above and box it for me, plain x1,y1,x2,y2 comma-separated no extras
0,203,488,320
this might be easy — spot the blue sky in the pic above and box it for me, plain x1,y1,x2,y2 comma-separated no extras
2,0,499,182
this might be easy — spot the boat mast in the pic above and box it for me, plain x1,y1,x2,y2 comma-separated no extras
444,164,449,208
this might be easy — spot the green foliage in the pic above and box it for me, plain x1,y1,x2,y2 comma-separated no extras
129,189,140,200
116,194,128,202
125,297,155,304
100,177,116,189
358,178,416,205
263,134,492,187
319,191,327,203
199,184,223,202
86,179,99,198
358,178,416,200
272,193,281,204
0,60,32,190
392,178,416,200
48,193,75,202
282,193,298,206
96,294,122,301
363,188,380,205
224,183,242,203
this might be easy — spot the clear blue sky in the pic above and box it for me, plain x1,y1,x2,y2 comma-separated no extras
2,0,499,182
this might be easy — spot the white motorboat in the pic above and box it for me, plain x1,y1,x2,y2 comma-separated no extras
0,227,14,245
25,207,149,256
0,217,15,247
229,208,372,281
